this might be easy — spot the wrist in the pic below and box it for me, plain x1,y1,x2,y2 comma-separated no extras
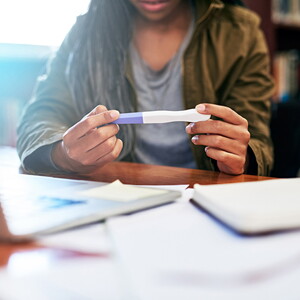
51,141,75,173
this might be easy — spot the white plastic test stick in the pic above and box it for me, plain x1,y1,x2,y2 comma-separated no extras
112,109,211,124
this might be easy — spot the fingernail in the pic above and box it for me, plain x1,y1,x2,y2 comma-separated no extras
196,104,206,112
192,136,198,143
96,105,107,113
186,123,194,133
109,110,119,119
205,146,208,152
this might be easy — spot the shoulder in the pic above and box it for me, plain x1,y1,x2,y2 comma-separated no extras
46,13,88,70
205,4,265,53
218,5,261,31
63,14,88,47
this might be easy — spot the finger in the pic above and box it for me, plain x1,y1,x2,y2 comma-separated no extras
81,138,123,168
84,105,108,117
186,120,250,141
204,147,246,175
79,124,120,151
191,134,247,156
95,139,123,167
77,136,120,166
65,110,120,140
196,104,248,126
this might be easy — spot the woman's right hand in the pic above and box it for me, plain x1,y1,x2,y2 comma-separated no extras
51,105,123,174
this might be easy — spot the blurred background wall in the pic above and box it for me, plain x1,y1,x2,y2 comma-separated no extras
0,0,89,145
244,0,300,177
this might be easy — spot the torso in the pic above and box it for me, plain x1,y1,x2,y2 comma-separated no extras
130,5,197,169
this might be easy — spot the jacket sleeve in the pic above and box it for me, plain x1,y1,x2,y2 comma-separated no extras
222,24,275,176
16,18,83,174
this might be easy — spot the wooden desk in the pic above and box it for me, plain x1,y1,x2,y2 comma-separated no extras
0,146,272,186
0,146,274,296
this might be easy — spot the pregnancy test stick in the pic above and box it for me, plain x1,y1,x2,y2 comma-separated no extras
111,109,210,124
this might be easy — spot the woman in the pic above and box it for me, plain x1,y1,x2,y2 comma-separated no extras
17,0,274,176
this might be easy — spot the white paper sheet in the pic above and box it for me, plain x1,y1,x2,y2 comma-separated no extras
0,257,128,300
0,185,190,299
37,223,111,254
78,180,169,202
38,185,188,254
107,196,300,300
140,184,190,201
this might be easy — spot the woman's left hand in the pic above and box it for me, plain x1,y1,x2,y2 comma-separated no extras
186,103,251,175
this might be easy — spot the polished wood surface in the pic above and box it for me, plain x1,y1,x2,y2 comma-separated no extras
0,146,274,270
80,161,273,187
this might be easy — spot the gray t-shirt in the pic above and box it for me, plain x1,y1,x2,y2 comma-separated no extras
130,18,196,169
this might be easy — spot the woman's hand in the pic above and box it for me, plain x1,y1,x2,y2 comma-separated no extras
186,103,251,175
52,105,123,174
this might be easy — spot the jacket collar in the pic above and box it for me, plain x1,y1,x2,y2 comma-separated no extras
194,0,225,25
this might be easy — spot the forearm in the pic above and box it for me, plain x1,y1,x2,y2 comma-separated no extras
22,143,63,174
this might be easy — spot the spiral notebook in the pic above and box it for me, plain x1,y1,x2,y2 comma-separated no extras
192,178,300,234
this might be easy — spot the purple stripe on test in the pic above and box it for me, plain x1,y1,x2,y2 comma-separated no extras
111,112,144,124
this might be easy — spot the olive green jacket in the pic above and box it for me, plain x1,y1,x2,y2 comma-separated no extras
17,0,274,176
